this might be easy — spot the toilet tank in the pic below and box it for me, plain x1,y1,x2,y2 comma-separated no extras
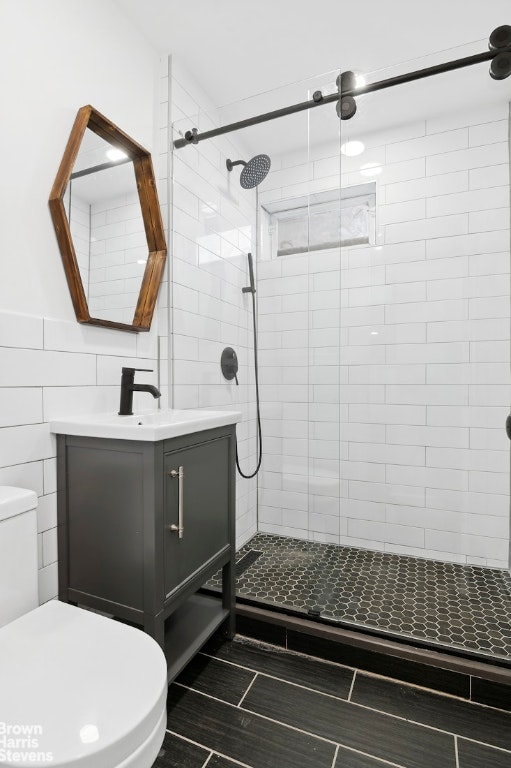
0,487,39,627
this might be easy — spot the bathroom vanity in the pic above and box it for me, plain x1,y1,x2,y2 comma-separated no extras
51,409,240,682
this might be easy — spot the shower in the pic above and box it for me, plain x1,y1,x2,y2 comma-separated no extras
224,153,270,478
226,154,271,189
173,27,511,666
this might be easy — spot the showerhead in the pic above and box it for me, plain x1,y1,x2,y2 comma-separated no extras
226,154,271,189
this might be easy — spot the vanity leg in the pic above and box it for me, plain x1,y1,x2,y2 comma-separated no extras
144,613,165,650
221,559,236,639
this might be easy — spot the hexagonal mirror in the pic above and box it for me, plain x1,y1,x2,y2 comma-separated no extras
49,105,167,332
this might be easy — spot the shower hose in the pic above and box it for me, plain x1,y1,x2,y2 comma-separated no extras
236,287,263,479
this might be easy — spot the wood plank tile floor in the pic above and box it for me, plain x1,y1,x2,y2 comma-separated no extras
153,635,511,768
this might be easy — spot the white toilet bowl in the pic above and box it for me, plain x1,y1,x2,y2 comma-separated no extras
0,600,168,768
0,487,168,768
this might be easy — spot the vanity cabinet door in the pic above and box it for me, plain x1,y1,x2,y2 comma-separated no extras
163,435,230,596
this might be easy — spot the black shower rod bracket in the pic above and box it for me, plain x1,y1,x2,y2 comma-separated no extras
173,26,511,149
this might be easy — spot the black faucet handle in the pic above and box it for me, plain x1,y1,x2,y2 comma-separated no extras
121,366,153,374
119,367,157,416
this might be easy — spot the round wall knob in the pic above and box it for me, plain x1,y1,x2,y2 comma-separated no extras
221,347,239,381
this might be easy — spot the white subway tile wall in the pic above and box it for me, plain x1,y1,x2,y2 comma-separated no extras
0,310,160,603
88,191,148,325
169,56,258,547
257,104,510,566
0,55,170,606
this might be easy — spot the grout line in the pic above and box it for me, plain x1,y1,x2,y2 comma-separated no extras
346,667,511,715
225,639,511,716
347,670,357,702
172,677,511,755
345,666,470,702
172,681,350,746
215,635,357,672
201,647,511,720
333,744,408,768
459,738,511,755
167,716,406,768
237,672,258,707
164,729,208,749
454,736,460,768
338,695,511,748
164,728,253,768
203,752,251,768
199,652,353,703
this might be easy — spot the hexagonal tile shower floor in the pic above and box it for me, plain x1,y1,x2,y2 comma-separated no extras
208,533,511,661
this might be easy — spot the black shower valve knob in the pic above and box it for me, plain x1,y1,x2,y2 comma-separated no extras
221,347,239,383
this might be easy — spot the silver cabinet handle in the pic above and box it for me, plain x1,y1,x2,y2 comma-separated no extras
167,466,184,538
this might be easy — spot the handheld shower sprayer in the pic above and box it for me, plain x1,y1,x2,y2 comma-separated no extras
242,252,256,294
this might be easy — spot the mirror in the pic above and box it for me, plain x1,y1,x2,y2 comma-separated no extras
49,105,167,332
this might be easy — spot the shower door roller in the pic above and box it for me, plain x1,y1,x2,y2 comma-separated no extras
506,414,511,440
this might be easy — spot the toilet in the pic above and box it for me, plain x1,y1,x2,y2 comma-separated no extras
0,487,168,768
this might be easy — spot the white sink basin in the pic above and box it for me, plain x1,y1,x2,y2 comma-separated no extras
49,409,242,442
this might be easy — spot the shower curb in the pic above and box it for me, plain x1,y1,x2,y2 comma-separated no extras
235,603,511,710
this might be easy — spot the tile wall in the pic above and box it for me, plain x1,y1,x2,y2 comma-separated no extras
1,1,164,609
0,65,168,608
0,313,161,602
68,188,149,325
67,192,90,293
257,103,511,567
167,57,259,547
88,191,147,324
0,51,257,608
3,44,509,613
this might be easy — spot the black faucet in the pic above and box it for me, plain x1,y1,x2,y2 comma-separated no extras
118,367,161,416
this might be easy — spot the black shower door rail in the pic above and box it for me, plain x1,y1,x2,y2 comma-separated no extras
173,27,511,149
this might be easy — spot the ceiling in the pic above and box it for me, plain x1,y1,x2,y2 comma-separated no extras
116,0,511,109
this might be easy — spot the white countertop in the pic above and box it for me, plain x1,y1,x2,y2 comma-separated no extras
49,408,242,441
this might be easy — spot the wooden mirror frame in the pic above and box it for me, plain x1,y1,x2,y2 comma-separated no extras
49,105,167,332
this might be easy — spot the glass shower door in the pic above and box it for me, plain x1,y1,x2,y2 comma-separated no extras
332,45,511,659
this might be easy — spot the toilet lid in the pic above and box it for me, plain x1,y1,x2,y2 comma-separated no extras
0,601,167,768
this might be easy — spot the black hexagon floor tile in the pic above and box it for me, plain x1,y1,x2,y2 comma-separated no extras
207,533,511,661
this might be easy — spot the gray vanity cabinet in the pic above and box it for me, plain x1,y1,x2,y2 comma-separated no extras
56,424,236,681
